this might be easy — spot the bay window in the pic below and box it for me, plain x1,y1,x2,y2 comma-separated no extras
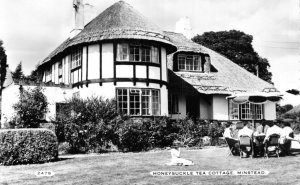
117,88,160,116
117,43,159,63
229,100,263,120
178,54,201,71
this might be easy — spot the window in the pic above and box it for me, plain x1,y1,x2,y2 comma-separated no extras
117,43,159,63
117,88,160,116
229,100,263,120
71,48,82,69
177,54,201,71
168,94,179,114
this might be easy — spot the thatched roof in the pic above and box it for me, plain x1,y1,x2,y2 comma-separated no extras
165,31,278,95
41,1,176,66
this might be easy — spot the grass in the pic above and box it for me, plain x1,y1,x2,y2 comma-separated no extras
1,147,300,185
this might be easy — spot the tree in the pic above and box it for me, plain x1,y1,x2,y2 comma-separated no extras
0,40,7,88
26,65,42,82
12,86,48,128
12,62,24,80
276,104,294,118
192,30,272,83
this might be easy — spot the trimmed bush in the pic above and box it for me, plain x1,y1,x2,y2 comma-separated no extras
0,128,58,165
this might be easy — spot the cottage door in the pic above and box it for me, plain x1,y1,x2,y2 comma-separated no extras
186,96,200,118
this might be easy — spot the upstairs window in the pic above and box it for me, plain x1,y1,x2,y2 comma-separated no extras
71,48,82,69
177,54,201,71
117,43,159,63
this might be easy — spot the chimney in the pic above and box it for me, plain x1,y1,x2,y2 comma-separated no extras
70,0,85,38
175,17,193,39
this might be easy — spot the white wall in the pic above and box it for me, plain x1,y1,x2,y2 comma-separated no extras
82,46,87,81
264,101,276,120
1,84,73,127
161,47,167,82
212,95,228,120
102,43,114,78
136,66,146,78
116,65,133,78
88,44,100,80
149,66,160,80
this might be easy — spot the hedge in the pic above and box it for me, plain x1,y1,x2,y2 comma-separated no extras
0,128,58,165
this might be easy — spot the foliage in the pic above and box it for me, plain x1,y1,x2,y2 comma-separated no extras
12,86,48,128
0,40,7,88
277,104,294,118
192,30,272,83
55,96,122,153
207,122,225,145
26,65,42,82
12,62,24,80
116,117,177,152
0,129,58,165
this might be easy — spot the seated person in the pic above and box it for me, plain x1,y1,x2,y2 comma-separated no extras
238,122,254,156
255,120,269,135
238,121,254,138
263,121,283,144
253,122,266,156
280,122,300,155
166,141,194,166
223,122,239,155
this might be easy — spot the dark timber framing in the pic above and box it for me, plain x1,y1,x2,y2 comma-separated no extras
85,45,88,87
159,46,162,87
99,43,102,86
113,42,117,85
72,78,168,88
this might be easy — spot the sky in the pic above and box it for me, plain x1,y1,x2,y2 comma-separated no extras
0,0,299,105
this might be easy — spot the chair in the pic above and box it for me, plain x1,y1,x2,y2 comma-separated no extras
264,134,280,158
239,135,254,158
224,137,239,156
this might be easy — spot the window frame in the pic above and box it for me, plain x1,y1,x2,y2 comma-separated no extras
116,43,159,64
71,48,82,70
229,100,264,120
116,88,161,116
177,54,202,72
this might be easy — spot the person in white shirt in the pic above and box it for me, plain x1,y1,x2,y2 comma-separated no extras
223,122,239,155
263,121,283,143
166,141,194,166
238,122,254,138
280,122,300,155
238,122,254,157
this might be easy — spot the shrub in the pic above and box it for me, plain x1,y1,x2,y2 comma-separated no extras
0,128,58,165
55,96,123,153
12,86,48,128
116,117,177,152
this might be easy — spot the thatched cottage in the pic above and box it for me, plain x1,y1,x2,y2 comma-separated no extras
1,1,282,127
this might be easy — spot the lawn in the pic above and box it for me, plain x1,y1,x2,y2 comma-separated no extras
1,147,300,185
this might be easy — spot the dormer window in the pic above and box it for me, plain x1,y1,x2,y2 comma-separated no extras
178,54,201,71
117,43,159,63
